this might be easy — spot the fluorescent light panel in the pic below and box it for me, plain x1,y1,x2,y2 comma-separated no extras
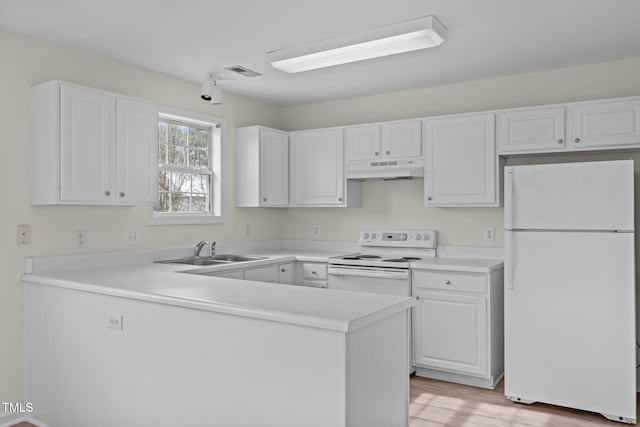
268,15,447,73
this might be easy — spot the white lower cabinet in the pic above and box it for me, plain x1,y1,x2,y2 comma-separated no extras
278,262,294,285
412,268,504,389
214,270,244,280
244,265,278,282
203,262,295,285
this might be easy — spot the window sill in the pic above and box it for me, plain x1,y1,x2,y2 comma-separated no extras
149,214,226,226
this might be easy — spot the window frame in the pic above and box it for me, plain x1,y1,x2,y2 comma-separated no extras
149,106,225,225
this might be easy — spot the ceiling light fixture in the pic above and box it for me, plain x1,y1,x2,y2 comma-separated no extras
201,75,223,104
267,15,447,74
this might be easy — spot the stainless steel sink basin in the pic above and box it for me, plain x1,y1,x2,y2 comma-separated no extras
155,254,264,266
210,254,261,262
156,257,230,266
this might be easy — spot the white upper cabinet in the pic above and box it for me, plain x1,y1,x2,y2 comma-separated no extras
498,97,640,155
236,126,288,207
498,106,566,154
345,121,421,162
59,85,114,203
424,113,499,207
32,81,158,205
569,98,640,148
381,121,422,159
345,125,381,161
291,128,360,207
115,97,158,204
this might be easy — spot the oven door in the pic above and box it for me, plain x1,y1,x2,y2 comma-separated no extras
327,265,410,296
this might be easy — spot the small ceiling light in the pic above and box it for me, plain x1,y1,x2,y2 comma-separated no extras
268,15,447,74
201,75,223,104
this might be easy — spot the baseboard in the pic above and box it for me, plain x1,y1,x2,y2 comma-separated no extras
414,366,502,389
0,412,26,427
0,414,50,427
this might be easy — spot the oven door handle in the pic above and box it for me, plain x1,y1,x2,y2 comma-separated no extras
328,267,409,280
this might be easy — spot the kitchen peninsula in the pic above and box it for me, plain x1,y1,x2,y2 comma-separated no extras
22,249,414,427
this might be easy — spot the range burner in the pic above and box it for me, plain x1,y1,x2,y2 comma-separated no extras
382,256,423,262
341,254,382,260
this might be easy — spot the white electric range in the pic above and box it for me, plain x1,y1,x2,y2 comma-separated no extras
328,229,437,296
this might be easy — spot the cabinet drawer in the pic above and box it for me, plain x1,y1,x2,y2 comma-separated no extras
413,270,486,293
302,263,327,280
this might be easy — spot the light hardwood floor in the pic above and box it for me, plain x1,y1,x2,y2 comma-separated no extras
11,377,638,426
410,375,637,426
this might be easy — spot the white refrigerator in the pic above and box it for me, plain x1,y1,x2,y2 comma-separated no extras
504,160,636,424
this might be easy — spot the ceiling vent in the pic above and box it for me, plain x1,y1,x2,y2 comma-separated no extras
225,65,263,77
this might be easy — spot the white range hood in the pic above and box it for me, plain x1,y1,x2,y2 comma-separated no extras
346,158,424,180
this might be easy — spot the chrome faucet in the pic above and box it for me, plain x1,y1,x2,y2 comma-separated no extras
193,241,208,257
210,241,217,256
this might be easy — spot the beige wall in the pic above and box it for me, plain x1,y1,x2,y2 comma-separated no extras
280,57,640,244
0,30,284,404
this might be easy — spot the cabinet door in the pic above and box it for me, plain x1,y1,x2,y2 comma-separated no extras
570,99,640,148
381,121,421,159
292,129,344,205
60,85,114,202
424,113,496,206
278,263,294,285
211,270,244,279
498,106,566,153
116,98,158,204
345,125,381,161
413,290,488,376
260,128,289,206
244,265,278,283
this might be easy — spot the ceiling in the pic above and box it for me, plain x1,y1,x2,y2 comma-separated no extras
2,0,640,106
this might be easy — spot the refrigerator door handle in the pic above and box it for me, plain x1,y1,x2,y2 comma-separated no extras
504,168,514,230
505,231,515,289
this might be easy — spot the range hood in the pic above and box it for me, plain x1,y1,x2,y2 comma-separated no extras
346,158,425,180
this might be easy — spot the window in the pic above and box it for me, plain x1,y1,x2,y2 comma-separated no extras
150,107,224,225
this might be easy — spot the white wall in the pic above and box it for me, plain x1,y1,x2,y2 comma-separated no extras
0,29,284,406
280,57,640,245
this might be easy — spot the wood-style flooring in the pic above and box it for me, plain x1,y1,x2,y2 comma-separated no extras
410,375,637,426
11,376,638,426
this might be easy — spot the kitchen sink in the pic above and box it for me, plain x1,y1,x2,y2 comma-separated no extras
210,254,262,262
155,254,265,266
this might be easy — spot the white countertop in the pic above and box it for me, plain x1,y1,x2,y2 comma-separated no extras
23,244,503,334
23,248,412,333
410,257,503,273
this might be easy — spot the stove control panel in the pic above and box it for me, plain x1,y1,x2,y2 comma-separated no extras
359,229,437,248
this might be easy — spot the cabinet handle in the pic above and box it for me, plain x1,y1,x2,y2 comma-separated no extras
557,139,563,144
444,280,451,285
312,271,318,275
374,151,379,156
575,138,581,143
427,196,432,201
281,268,286,273
338,197,343,202
104,190,111,196
415,295,420,300
386,150,391,155
119,192,125,198
263,197,267,202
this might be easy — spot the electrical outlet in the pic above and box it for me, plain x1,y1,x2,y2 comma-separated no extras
74,230,87,249
483,227,495,242
107,313,124,331
313,225,320,237
16,224,31,245
127,231,138,245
